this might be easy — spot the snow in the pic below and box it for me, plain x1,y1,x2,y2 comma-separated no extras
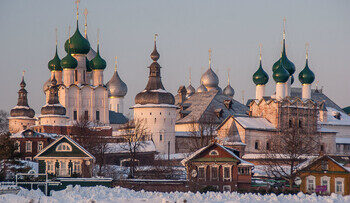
235,117,276,130
156,153,190,160
106,141,156,153
320,107,350,126
132,103,178,108
0,185,349,203
12,106,31,110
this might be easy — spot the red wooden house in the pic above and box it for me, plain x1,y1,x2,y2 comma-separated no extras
181,142,254,192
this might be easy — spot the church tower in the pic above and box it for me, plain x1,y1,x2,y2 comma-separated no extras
107,57,128,113
253,45,269,100
38,75,68,126
8,73,36,133
299,44,315,100
134,35,177,154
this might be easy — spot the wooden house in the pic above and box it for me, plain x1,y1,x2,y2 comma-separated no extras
181,142,253,192
296,155,350,195
34,135,95,178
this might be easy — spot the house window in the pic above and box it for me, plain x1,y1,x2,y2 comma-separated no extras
15,141,20,153
238,167,250,175
38,141,44,152
306,175,315,193
198,166,205,180
223,185,231,192
96,111,100,121
56,143,72,152
335,177,344,195
254,141,260,150
73,161,81,173
321,176,330,194
25,141,32,152
209,150,219,156
159,134,162,141
47,161,54,173
73,111,77,120
211,166,218,180
223,166,231,181
25,157,32,161
59,161,68,176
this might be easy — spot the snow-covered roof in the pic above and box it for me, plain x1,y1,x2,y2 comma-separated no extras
242,153,316,160
336,137,350,144
106,141,156,154
234,117,275,131
181,142,253,167
296,155,350,173
156,153,190,160
321,107,350,126
10,129,60,139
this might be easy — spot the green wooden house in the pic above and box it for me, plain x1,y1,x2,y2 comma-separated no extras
34,135,95,178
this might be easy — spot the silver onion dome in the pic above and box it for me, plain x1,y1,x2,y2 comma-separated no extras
223,84,235,98
186,84,195,96
197,84,207,93
86,47,97,61
201,68,219,89
107,68,128,98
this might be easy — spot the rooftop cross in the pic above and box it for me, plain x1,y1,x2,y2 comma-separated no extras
283,17,286,40
75,0,80,20
84,8,88,38
305,43,309,59
115,56,118,72
208,48,212,68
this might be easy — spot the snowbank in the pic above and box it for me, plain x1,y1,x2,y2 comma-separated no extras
0,185,349,203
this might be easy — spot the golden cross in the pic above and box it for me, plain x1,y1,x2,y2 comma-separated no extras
75,0,80,20
115,56,118,72
227,68,231,85
208,48,212,67
259,43,262,61
305,43,309,59
97,28,100,45
22,70,25,77
55,28,58,45
68,26,71,43
84,8,88,37
154,33,159,43
189,67,192,85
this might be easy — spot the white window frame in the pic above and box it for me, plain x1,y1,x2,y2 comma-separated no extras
198,166,206,180
335,177,344,195
306,175,316,193
209,150,219,156
37,141,44,152
73,161,81,174
15,141,20,153
56,142,72,152
223,165,231,181
25,141,32,152
46,161,54,173
223,185,231,192
211,165,219,181
320,176,330,194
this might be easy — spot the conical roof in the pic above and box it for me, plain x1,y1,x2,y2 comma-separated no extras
64,21,90,55
223,84,235,97
10,75,35,118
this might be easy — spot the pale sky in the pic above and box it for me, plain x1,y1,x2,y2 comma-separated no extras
0,0,349,116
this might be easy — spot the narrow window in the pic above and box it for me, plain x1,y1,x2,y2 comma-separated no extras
73,111,77,120
84,111,88,120
289,119,292,127
198,167,205,179
159,134,162,141
211,167,218,180
25,141,32,152
223,167,230,180
74,70,78,82
37,141,43,152
96,111,100,121
255,141,259,150
154,118,157,123
320,145,324,152
299,119,302,128
266,142,270,150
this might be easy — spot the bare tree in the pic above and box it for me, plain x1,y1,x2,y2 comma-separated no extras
120,119,149,178
72,116,110,176
263,105,321,190
0,110,8,134
188,109,218,152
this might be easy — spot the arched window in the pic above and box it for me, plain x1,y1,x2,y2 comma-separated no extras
209,150,219,156
159,134,162,141
255,141,260,150
56,142,72,152
299,119,302,128
266,142,270,150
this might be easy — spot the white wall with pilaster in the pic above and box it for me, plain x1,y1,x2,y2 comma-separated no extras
109,97,124,113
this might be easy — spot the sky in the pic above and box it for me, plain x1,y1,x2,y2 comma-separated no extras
0,0,349,116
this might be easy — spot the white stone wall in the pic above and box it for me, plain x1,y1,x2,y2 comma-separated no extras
92,70,103,86
109,97,124,113
8,118,36,133
134,106,177,154
39,116,67,126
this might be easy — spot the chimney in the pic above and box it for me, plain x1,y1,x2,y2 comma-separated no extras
178,86,187,104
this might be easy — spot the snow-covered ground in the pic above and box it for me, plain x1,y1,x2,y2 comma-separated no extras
0,185,349,203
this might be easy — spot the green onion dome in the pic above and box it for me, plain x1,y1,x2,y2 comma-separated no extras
298,57,315,84
272,39,295,75
48,45,62,71
60,48,78,69
64,21,90,55
273,61,290,83
253,59,269,85
91,45,106,70
86,57,92,72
